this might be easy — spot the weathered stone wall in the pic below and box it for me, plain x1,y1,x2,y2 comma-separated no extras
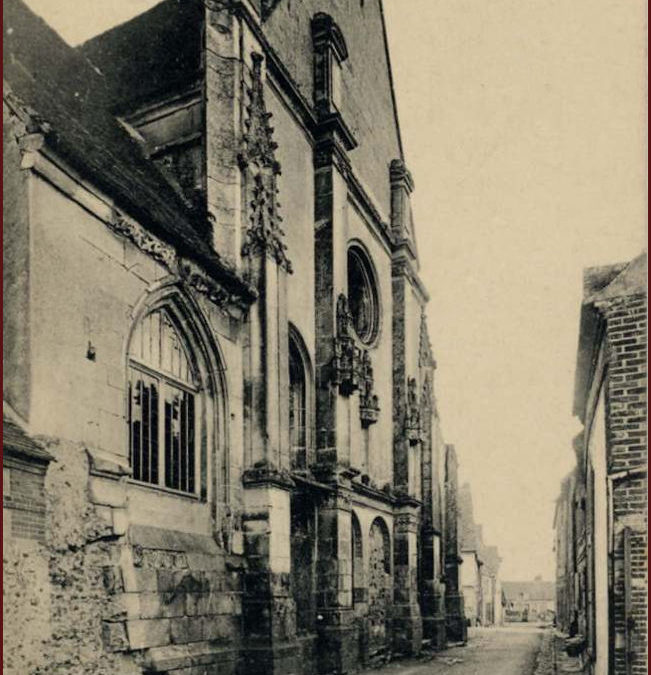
266,84,316,353
2,3,466,673
3,103,31,420
263,0,402,220
3,455,51,675
444,445,467,642
346,205,393,487
1,150,249,672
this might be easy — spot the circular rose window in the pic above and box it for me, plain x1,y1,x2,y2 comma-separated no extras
347,245,379,345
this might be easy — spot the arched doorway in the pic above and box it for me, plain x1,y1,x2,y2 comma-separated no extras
368,517,392,657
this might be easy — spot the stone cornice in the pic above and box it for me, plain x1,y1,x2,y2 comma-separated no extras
7,90,258,314
242,460,295,490
350,480,397,507
179,259,253,315
108,208,256,315
314,111,357,152
311,12,349,63
108,208,178,270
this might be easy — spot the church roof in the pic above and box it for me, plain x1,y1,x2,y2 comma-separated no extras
3,0,254,303
78,0,204,113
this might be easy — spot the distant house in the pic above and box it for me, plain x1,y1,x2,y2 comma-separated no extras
502,577,555,623
457,483,502,627
481,545,503,626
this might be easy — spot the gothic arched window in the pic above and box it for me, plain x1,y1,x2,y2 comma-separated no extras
128,308,202,494
289,339,306,469
289,327,313,471
347,245,379,345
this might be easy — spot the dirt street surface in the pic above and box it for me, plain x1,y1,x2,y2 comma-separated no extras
361,625,553,675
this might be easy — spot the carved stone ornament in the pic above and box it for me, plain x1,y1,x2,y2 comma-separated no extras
108,208,177,271
332,294,380,423
359,350,380,427
179,259,249,313
332,293,362,395
405,376,421,445
419,311,436,369
420,374,434,421
239,53,292,273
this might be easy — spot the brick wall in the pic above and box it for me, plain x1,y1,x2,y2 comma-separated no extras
603,291,647,675
3,462,47,541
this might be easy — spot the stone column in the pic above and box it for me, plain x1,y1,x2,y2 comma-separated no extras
418,335,447,650
444,445,467,643
224,41,298,673
241,472,297,674
314,492,358,673
312,136,360,674
393,505,423,656
204,2,243,268
390,158,429,655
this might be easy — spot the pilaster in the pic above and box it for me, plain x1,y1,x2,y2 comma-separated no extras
392,505,422,656
227,33,298,672
312,120,358,481
443,444,467,643
241,475,299,674
315,491,359,674
204,2,243,267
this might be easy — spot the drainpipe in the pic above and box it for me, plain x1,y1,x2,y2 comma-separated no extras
606,467,646,675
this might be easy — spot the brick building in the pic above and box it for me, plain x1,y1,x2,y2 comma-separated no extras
2,0,467,672
554,252,647,675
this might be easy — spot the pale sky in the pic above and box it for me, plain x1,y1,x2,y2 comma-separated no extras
23,0,647,581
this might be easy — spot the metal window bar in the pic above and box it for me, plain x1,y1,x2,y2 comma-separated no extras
129,365,196,495
128,309,198,495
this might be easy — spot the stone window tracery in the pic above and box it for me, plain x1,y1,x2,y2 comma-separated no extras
289,327,314,471
289,340,307,469
347,245,380,346
128,307,203,494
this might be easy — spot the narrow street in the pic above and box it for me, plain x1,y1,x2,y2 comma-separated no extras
362,626,552,675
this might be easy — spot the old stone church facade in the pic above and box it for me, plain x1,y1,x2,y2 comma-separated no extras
3,0,466,672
